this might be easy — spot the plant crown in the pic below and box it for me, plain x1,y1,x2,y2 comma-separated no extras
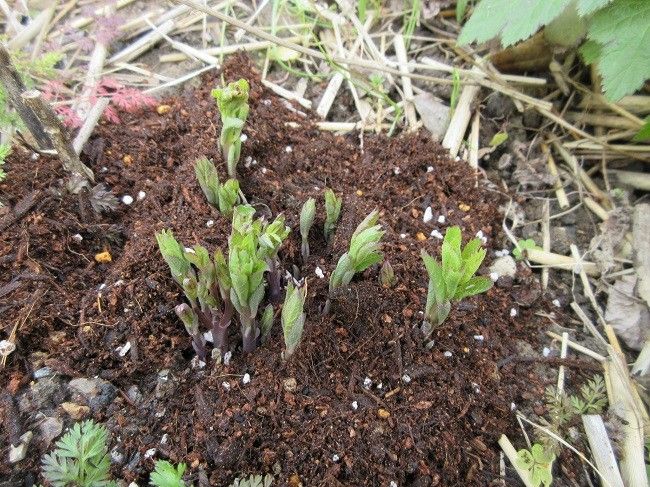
195,157,240,216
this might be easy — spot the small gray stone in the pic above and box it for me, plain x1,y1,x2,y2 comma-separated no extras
69,378,101,399
29,376,65,410
413,93,451,141
39,417,63,447
33,367,53,379
9,431,32,463
550,226,576,255
126,385,143,404
489,256,517,279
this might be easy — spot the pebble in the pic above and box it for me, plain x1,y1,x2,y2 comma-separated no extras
121,195,133,205
222,381,231,391
33,367,52,379
423,207,433,223
283,378,297,392
72,233,83,242
426,166,433,172
144,448,156,459
242,373,251,384
401,374,411,384
377,408,391,419
542,347,551,357
430,229,443,239
111,447,125,464
39,417,63,447
363,377,372,389
390,482,398,487
116,341,131,357
552,299,561,308
69,377,101,399
489,272,499,282
473,335,484,341
61,402,90,420
315,267,325,279
9,431,32,463
351,401,358,410
223,351,232,365
416,232,427,241
399,233,407,239
0,339,16,356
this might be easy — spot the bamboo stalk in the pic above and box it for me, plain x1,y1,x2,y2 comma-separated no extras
541,142,569,208
526,248,599,276
394,34,417,131
498,435,535,487
546,331,606,362
443,66,481,157
582,415,625,487
73,98,110,155
7,6,55,50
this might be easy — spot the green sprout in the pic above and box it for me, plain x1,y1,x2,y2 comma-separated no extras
211,79,250,179
512,238,542,260
260,304,274,343
41,420,115,487
282,281,307,359
323,188,342,243
421,226,492,334
195,157,240,216
516,444,555,487
379,260,396,288
156,205,290,357
0,143,10,182
326,210,384,313
150,460,187,487
300,197,316,260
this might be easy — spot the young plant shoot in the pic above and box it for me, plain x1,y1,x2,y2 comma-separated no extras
326,210,384,313
300,197,316,260
194,157,240,216
156,205,290,358
323,188,342,243
211,79,250,179
421,226,492,335
282,281,307,359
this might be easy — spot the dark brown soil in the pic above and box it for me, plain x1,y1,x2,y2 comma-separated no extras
1,55,553,486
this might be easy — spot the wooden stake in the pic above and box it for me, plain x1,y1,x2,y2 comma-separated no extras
0,45,52,150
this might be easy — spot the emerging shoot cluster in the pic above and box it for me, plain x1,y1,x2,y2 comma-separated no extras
281,281,307,359
156,205,290,357
327,210,385,312
323,188,342,243
421,226,492,333
211,78,250,179
195,157,240,216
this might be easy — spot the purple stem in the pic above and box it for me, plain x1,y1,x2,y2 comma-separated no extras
267,258,282,304
211,298,234,353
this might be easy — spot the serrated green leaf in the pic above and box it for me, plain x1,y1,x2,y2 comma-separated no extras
633,116,650,142
455,276,493,300
156,230,192,284
282,282,306,357
194,157,220,206
300,197,316,240
149,460,186,487
577,0,612,15
587,0,650,100
458,0,571,47
579,39,602,65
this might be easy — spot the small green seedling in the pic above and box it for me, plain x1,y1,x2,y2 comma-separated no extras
516,443,555,487
150,460,187,487
282,281,307,359
211,79,250,179
0,143,10,182
379,260,396,288
326,210,384,313
323,188,342,243
41,420,115,487
421,226,492,333
300,197,316,260
195,157,240,216
512,238,542,260
175,303,207,361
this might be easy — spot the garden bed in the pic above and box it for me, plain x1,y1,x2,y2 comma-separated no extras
1,55,567,486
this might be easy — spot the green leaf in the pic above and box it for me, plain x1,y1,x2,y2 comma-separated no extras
455,276,493,300
149,460,186,487
633,116,650,142
456,0,470,22
218,178,240,216
352,209,379,238
194,157,220,206
156,230,192,284
282,282,306,358
579,39,603,65
324,188,342,242
577,0,612,15
457,0,571,47
587,0,650,100
489,131,508,147
300,197,316,240
422,250,446,305
513,238,541,260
